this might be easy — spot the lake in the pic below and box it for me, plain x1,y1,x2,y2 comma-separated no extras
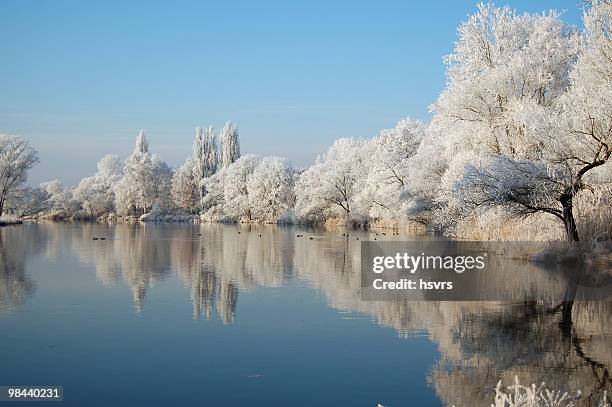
0,223,610,406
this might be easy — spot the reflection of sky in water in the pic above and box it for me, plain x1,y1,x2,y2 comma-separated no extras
0,223,610,406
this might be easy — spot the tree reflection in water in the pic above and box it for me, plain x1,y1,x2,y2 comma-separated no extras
0,224,42,311
2,223,610,405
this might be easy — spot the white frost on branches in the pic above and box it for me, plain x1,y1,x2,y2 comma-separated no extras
418,1,612,240
248,156,296,222
73,154,123,217
0,135,39,215
220,122,240,168
295,138,369,224
114,131,173,216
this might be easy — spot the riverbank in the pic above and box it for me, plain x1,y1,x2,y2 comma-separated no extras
0,215,23,226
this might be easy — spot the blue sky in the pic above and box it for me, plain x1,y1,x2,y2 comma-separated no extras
0,0,583,185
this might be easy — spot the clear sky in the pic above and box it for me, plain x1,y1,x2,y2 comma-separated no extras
0,0,584,186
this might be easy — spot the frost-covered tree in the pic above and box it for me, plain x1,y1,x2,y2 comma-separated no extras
4,186,49,218
429,2,581,216
222,154,259,221
401,126,449,225
295,138,369,224
220,122,240,168
135,130,148,154
114,131,173,216
200,169,227,220
191,126,219,208
361,118,426,222
203,126,219,174
73,154,122,217
171,158,199,212
248,156,296,222
432,3,580,161
452,1,612,241
0,135,39,215
41,179,78,216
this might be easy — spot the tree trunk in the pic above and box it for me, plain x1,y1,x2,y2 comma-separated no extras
559,282,577,338
560,193,579,242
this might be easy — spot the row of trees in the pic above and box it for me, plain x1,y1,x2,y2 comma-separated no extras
39,123,248,219
1,1,610,241
294,1,612,242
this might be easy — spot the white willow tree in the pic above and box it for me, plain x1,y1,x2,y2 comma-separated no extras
114,131,173,216
0,135,39,215
247,156,296,222
220,122,240,168
451,1,612,241
73,154,123,217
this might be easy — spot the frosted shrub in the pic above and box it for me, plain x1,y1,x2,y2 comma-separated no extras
491,377,581,407
452,378,610,407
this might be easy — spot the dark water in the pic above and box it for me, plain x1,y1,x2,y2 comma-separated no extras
0,223,610,406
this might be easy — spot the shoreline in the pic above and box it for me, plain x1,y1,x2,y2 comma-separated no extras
0,217,23,227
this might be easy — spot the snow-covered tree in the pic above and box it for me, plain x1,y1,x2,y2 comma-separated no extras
41,179,78,216
192,126,218,180
0,135,39,215
451,1,612,241
200,169,227,220
4,186,49,218
432,3,580,160
248,156,296,222
401,126,449,226
73,154,122,217
222,154,259,221
114,131,173,216
429,2,580,205
171,158,199,212
361,118,426,222
551,0,612,240
135,130,148,154
295,138,369,224
191,126,219,208
220,122,240,168
203,126,219,174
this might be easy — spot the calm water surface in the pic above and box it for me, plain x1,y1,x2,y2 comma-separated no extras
0,223,610,406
